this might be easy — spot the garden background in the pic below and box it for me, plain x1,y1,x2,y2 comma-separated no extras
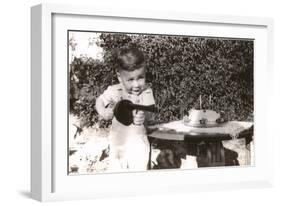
69,31,254,128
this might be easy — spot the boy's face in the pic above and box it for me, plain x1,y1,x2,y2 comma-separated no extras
117,67,146,96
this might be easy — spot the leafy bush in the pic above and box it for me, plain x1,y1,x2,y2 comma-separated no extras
70,33,253,127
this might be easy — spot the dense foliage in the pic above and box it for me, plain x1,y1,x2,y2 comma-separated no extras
70,33,253,128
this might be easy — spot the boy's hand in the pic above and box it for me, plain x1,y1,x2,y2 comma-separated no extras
102,108,114,120
132,110,145,125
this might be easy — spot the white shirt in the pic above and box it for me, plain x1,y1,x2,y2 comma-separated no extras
99,83,156,144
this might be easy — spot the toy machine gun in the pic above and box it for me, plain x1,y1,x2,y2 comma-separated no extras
113,99,158,126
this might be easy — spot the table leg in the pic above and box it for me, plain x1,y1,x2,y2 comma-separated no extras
212,143,216,162
206,143,212,165
205,141,225,167
220,142,225,166
216,142,221,162
245,140,254,165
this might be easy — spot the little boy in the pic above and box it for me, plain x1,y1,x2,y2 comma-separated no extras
95,46,155,172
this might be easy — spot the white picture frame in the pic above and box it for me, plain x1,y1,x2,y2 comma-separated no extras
31,3,274,202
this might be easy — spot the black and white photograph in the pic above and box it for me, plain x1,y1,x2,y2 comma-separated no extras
2,0,279,204
68,30,254,175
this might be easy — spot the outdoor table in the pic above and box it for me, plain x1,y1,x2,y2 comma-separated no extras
147,121,254,169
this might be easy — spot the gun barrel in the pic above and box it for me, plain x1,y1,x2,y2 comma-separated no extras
129,103,158,113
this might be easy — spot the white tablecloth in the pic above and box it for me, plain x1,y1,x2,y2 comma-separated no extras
159,121,253,139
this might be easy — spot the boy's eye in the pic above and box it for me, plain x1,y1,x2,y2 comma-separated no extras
126,76,145,82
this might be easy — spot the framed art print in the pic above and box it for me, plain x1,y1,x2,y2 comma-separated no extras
31,3,274,201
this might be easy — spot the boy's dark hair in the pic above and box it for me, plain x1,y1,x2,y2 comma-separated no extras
116,46,145,72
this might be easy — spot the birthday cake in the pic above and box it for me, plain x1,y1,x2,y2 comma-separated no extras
183,109,222,127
